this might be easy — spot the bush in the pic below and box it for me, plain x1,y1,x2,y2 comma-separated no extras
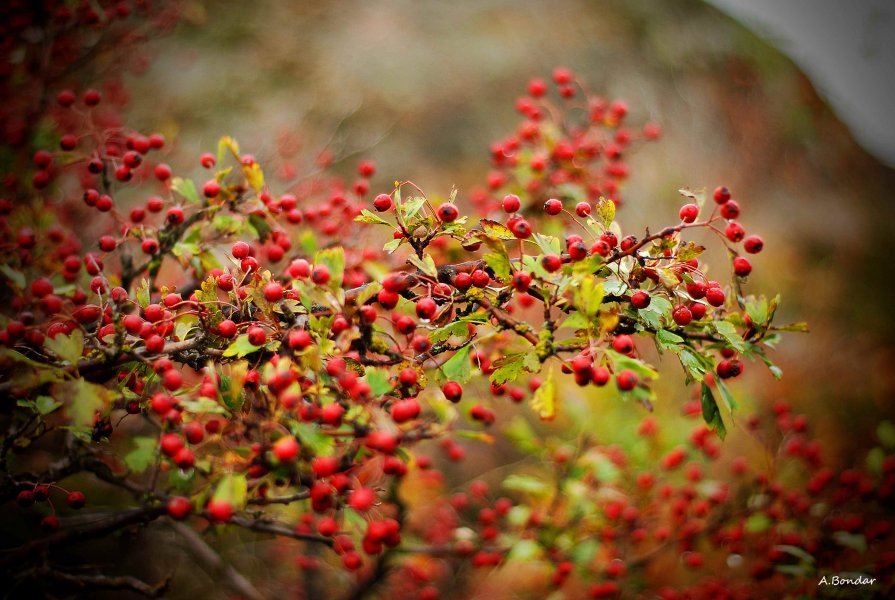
0,3,892,599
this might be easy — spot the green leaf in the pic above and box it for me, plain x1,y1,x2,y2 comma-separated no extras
125,436,158,473
407,253,438,278
314,246,345,290
714,320,746,352
678,187,706,210
248,213,272,243
180,397,227,415
292,422,335,457
878,421,895,448
223,334,261,358
400,196,426,221
745,513,771,534
383,238,402,254
438,345,473,384
677,241,705,261
503,416,541,454
490,353,526,386
530,369,556,421
714,378,738,413
533,232,561,256
700,383,727,440
656,328,684,350
33,395,62,415
363,368,393,396
55,380,111,430
136,279,151,309
589,453,621,483
574,275,604,320
217,135,240,164
44,329,84,365
483,250,511,282
212,473,248,510
0,265,25,289
502,474,550,496
479,219,515,241
429,321,472,344
170,177,200,205
559,312,589,330
507,539,543,561
832,532,867,554
354,209,390,225
606,349,658,380
596,197,615,228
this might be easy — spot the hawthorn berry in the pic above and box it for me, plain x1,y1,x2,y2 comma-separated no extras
218,319,237,338
443,381,463,402
744,235,764,254
207,499,234,523
713,186,731,204
167,496,192,520
247,326,267,346
673,305,693,326
679,203,698,223
542,254,562,272
373,193,393,212
511,218,532,239
725,221,745,242
437,202,459,222
203,180,221,198
575,201,591,217
616,370,638,391
263,282,284,302
612,334,634,354
720,199,740,220
502,194,521,212
543,198,563,215
416,297,437,321
630,291,651,309
273,436,300,462
705,287,725,307
733,256,752,277
311,265,331,285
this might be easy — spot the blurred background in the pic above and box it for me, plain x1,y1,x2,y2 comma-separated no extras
52,0,895,595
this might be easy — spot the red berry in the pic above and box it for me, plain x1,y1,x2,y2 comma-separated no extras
705,287,725,307
200,153,216,168
231,241,250,259
630,291,651,309
720,199,740,220
541,254,562,272
679,203,698,223
733,257,752,277
273,436,300,462
83,89,102,106
203,180,221,198
612,334,634,354
288,329,312,350
575,202,591,217
207,499,234,523
713,186,731,204
416,297,437,320
502,194,521,212
673,305,693,326
744,235,764,254
442,381,463,402
167,496,192,520
543,198,563,215
511,218,532,239
166,206,184,225
373,193,393,212
263,282,283,302
437,202,459,222
616,370,638,391
311,266,331,285
218,319,237,338
725,221,745,243
247,326,266,346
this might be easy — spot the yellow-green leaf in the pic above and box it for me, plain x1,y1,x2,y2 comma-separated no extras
44,329,84,365
530,369,556,421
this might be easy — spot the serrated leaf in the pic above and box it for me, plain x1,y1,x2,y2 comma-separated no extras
531,369,556,421
181,397,227,415
596,196,616,228
136,278,151,309
171,177,200,205
223,334,261,358
533,232,561,256
212,473,248,510
407,253,438,278
480,219,515,241
55,379,111,430
125,436,157,473
401,196,426,221
606,349,658,380
483,250,511,282
292,422,335,457
44,329,84,365
438,345,473,384
363,368,393,396
429,321,472,344
383,238,402,254
677,241,705,261
355,209,390,225
714,320,746,352
217,135,240,164
656,328,684,349
700,382,727,440
490,353,526,386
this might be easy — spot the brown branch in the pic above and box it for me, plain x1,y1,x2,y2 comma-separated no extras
31,566,169,597
228,515,334,547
